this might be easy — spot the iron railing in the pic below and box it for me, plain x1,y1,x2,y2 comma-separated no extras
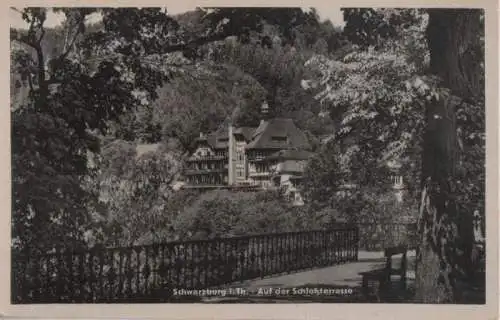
12,227,359,303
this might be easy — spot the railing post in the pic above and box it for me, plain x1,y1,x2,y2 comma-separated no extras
98,250,105,301
401,248,407,290
88,250,94,302
355,226,359,261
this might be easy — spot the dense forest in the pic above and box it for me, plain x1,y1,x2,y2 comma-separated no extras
11,8,484,303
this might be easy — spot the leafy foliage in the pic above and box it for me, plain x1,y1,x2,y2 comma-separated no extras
11,8,176,253
201,7,320,46
172,190,301,240
302,8,485,302
11,7,330,253
146,63,267,151
302,9,430,197
342,8,426,49
210,37,336,135
95,140,182,246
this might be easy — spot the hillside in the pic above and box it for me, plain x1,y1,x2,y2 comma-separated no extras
14,11,338,144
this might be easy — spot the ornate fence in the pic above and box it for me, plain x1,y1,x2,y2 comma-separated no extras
12,227,359,303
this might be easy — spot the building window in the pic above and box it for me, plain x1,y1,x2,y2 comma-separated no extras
271,136,287,142
255,164,268,173
295,193,301,201
236,168,244,178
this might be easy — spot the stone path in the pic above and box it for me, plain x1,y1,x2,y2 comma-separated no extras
202,250,416,303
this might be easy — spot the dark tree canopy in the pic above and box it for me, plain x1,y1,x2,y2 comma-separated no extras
10,7,329,254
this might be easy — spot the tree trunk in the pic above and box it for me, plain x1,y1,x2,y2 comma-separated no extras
415,9,482,303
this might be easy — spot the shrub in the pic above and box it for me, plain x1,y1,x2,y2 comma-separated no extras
172,189,300,240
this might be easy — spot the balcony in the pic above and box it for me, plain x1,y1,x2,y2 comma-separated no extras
184,168,227,175
186,155,228,162
248,171,271,177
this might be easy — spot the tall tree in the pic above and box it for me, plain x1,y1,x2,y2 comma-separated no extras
303,9,428,206
304,8,484,302
416,9,484,303
97,140,182,246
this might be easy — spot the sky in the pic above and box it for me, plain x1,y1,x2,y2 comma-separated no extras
9,6,345,30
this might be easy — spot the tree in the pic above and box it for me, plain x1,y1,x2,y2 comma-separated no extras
416,9,484,303
97,140,182,246
10,8,184,254
10,7,313,254
210,37,337,136
152,63,267,152
303,8,484,303
123,7,337,150
301,141,348,208
303,9,428,199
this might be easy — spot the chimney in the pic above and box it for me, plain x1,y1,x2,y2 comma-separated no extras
260,101,269,126
228,124,234,185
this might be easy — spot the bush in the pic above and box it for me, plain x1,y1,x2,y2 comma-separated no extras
330,187,419,224
172,190,300,240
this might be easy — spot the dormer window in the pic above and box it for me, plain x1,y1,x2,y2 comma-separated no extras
271,136,287,142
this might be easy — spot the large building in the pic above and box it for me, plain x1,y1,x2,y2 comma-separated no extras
183,103,313,205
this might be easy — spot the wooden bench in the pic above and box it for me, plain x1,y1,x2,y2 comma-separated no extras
360,245,413,301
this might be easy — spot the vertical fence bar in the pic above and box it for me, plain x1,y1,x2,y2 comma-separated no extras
78,253,85,301
176,245,181,288
354,227,357,259
278,235,282,273
263,235,268,276
107,250,114,302
204,242,209,288
193,243,198,289
88,250,94,302
159,245,165,293
117,249,123,299
98,250,104,301
144,246,150,297
186,244,191,289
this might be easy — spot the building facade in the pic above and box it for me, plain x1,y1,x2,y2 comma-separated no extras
183,105,313,204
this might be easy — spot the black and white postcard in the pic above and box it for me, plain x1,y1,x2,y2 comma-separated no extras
2,2,498,320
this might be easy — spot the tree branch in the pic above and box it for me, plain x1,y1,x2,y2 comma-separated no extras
156,31,236,55
37,26,45,45
35,47,46,91
58,19,85,62
28,75,34,92
11,31,39,51
45,78,63,86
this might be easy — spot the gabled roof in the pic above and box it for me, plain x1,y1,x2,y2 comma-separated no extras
207,131,228,149
246,118,311,150
206,125,257,149
233,126,256,141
